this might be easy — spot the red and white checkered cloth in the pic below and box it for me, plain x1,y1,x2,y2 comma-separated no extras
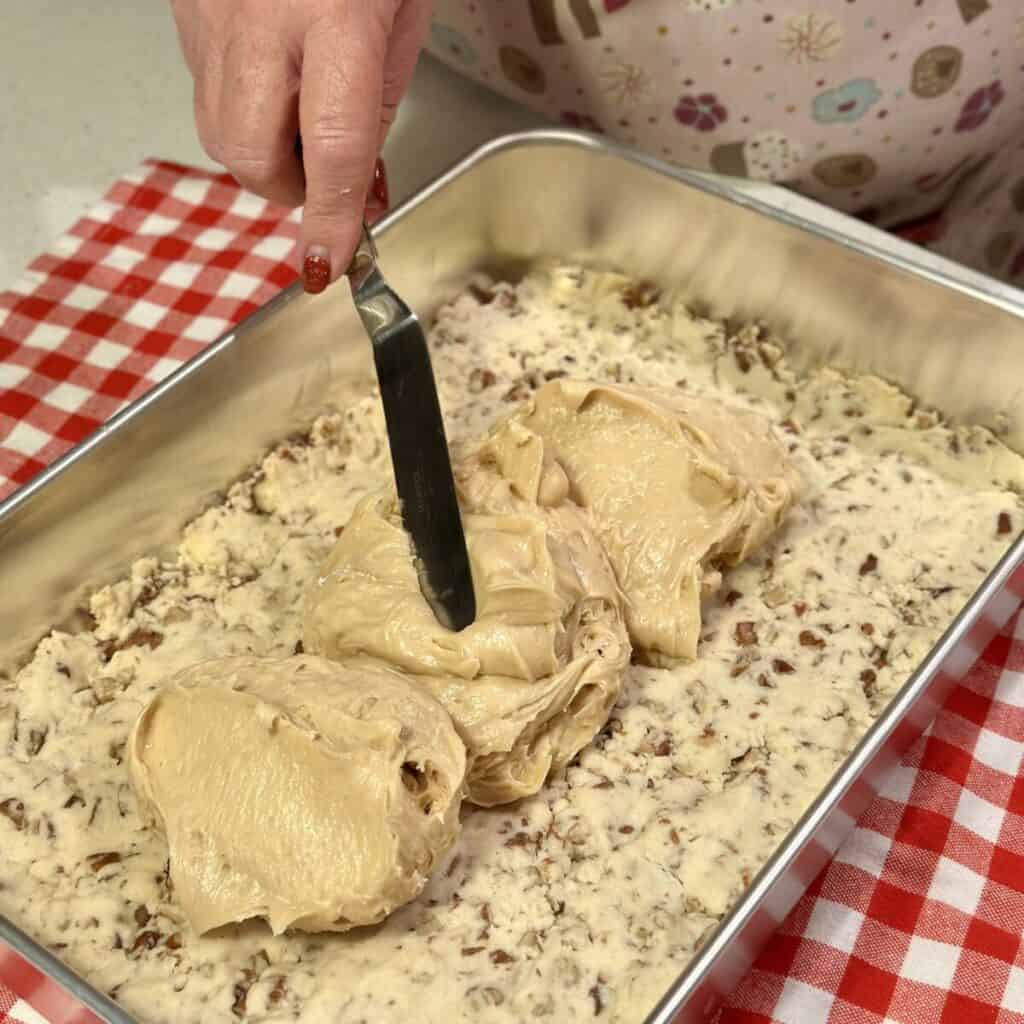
2,160,1024,1024
0,942,101,1023
0,160,299,498
723,607,1024,1024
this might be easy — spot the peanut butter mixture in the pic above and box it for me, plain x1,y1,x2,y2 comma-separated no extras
508,381,801,663
128,656,466,936
305,422,632,808
1,266,1021,1023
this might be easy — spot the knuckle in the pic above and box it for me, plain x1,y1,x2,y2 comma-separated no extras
304,120,357,157
303,100,375,155
381,63,405,95
303,190,359,220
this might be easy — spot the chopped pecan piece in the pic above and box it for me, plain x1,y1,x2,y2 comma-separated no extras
131,930,160,955
0,799,25,831
268,977,288,1005
799,630,825,649
27,728,48,756
621,281,660,310
125,628,163,650
87,851,122,872
468,282,496,305
468,367,497,393
735,621,759,646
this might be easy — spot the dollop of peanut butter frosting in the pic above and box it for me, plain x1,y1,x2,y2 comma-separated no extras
304,419,631,807
127,655,466,936
130,380,799,938
510,381,802,662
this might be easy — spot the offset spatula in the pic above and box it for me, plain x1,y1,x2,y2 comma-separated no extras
345,224,476,631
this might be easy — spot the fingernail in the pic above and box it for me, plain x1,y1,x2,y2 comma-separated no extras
371,158,389,211
302,246,331,295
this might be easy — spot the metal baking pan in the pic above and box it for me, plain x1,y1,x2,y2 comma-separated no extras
2,129,1023,1024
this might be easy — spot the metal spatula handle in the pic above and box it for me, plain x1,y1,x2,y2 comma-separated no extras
346,223,378,292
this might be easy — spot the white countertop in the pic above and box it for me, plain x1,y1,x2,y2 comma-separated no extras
3,0,1020,310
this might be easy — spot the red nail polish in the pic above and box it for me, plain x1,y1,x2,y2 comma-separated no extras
372,158,389,210
303,253,330,295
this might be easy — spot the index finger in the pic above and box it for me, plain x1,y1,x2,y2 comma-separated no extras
298,5,394,293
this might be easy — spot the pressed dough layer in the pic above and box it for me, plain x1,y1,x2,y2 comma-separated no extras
1,266,1021,1023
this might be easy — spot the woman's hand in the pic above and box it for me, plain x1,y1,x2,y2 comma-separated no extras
170,0,432,292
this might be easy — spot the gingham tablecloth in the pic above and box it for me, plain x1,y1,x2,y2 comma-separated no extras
0,161,299,497
2,161,1024,1024
0,942,102,1024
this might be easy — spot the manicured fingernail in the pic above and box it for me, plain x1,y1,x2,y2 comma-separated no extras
302,246,331,295
371,158,389,210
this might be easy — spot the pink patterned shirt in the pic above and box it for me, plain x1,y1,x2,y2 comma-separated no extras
426,0,1024,284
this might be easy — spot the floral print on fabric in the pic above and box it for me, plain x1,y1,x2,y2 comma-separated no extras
599,57,654,108
674,93,728,131
812,80,882,124
426,0,1024,285
955,82,1005,133
779,14,844,64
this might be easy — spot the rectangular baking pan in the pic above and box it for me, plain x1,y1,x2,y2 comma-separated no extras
2,130,1023,1024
